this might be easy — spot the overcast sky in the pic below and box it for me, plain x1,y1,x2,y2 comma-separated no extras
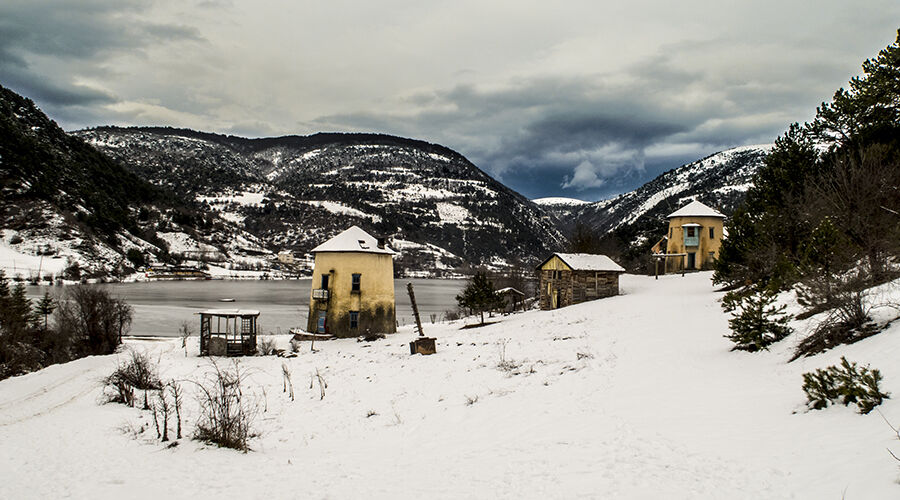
2,1,899,200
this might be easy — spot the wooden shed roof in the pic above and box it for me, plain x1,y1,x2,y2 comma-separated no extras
538,253,626,272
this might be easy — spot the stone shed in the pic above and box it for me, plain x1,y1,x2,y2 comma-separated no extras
537,253,625,310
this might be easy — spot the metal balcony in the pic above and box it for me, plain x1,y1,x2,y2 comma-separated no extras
312,288,329,301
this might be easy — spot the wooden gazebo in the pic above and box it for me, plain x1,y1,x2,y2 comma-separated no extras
199,309,260,356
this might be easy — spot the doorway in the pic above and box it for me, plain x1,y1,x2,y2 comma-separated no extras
316,311,327,334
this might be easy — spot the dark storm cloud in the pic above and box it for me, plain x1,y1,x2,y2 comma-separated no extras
311,30,858,200
0,1,200,110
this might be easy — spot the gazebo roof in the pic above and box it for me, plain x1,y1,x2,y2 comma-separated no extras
199,309,260,317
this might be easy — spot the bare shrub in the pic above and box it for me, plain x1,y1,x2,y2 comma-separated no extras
257,337,277,356
104,350,162,407
465,394,479,406
193,360,258,452
442,309,461,322
151,387,173,442
282,363,294,401
496,339,521,373
169,381,184,439
310,368,327,400
793,286,880,359
179,321,193,357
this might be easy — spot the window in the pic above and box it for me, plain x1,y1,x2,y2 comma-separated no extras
320,274,329,289
669,228,672,238
351,273,361,292
349,311,359,329
686,227,696,238
709,227,715,239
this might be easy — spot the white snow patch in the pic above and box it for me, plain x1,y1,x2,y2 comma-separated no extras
435,202,471,224
301,201,382,222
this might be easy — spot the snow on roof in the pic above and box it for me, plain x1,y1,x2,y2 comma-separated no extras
667,200,725,219
311,225,394,254
199,309,260,316
550,253,626,272
680,223,702,227
496,287,525,295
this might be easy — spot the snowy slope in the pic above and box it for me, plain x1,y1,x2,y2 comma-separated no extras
1,272,898,498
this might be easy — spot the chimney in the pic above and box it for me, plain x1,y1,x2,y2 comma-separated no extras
377,237,387,249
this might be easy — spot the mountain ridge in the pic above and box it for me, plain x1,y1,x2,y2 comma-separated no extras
75,126,568,275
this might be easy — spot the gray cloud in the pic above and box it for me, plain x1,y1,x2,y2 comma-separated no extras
2,0,898,201
0,1,201,113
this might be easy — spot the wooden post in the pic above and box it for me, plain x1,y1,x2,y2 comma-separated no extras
655,256,659,280
681,254,686,277
407,282,436,355
407,282,424,337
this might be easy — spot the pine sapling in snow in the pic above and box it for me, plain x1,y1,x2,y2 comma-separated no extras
802,356,889,414
725,289,792,351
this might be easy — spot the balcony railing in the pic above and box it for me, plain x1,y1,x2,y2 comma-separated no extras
684,236,700,247
312,288,329,300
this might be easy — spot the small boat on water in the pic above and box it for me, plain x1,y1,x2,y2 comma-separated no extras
218,298,236,302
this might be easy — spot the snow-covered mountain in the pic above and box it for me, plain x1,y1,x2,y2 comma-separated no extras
571,145,771,261
0,85,268,280
75,127,568,274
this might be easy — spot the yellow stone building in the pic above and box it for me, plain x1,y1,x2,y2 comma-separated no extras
659,200,726,271
306,226,396,337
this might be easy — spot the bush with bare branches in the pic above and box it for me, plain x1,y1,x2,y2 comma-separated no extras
193,360,258,451
103,350,162,407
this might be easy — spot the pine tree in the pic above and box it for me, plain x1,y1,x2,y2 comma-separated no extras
725,290,793,351
34,291,56,332
456,271,499,325
3,283,35,337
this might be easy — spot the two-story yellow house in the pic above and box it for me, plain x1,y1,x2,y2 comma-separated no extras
306,226,396,337
661,200,726,271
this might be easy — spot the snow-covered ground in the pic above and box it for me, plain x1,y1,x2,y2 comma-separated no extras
1,272,899,498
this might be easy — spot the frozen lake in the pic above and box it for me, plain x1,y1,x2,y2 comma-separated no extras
26,279,466,337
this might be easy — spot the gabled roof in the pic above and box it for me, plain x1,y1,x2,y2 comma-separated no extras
667,200,726,219
311,226,394,254
539,253,626,272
